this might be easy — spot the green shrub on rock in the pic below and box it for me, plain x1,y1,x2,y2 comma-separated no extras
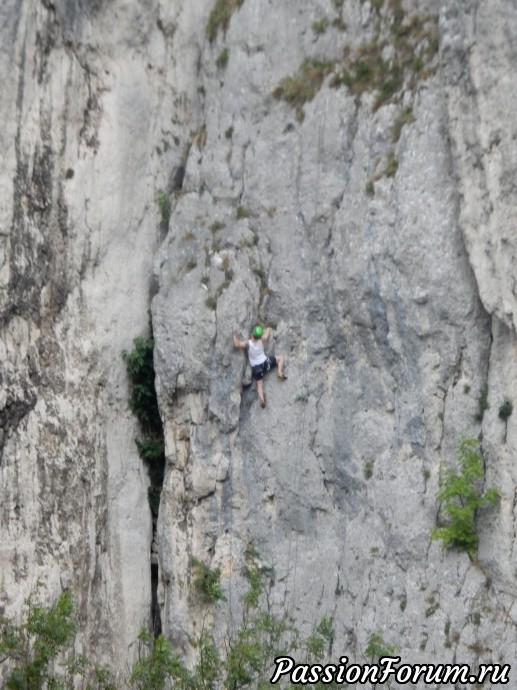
122,334,165,515
0,585,114,690
431,438,499,557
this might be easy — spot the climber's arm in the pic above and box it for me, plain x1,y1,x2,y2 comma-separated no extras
261,327,271,343
232,331,248,350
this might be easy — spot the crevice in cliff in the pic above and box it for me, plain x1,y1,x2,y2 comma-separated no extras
122,328,164,637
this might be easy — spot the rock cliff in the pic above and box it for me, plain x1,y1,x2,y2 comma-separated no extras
1,0,517,684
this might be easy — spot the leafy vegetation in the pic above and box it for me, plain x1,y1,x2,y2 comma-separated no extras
275,2,438,115
364,631,397,661
272,58,334,122
128,628,186,690
475,385,489,422
498,399,513,421
2,567,399,690
431,438,500,557
216,47,229,69
191,558,225,604
205,295,217,311
122,337,160,428
122,334,165,516
312,18,329,34
236,205,251,219
273,0,439,177
210,220,226,233
364,460,374,479
155,190,171,232
206,0,244,43
0,585,114,690
384,151,399,177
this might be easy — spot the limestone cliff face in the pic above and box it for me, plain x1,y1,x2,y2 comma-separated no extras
1,0,517,683
0,0,203,669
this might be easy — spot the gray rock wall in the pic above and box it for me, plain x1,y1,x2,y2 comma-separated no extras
0,0,204,671
1,0,517,684
153,0,517,679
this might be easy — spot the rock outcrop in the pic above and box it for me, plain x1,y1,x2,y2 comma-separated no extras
1,0,517,683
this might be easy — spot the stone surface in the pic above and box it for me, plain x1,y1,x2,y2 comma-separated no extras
2,0,517,685
0,0,206,673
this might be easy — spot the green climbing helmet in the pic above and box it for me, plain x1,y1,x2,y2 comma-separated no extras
252,325,264,339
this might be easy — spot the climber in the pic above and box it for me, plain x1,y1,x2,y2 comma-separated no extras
232,325,286,408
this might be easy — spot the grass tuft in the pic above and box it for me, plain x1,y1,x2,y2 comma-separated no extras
206,0,244,43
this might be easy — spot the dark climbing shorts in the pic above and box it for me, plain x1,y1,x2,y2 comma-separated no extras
251,356,277,381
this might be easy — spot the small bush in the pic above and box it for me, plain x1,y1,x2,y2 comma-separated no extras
210,220,225,233
123,334,165,516
205,295,217,311
306,617,334,660
216,47,229,69
155,190,171,231
272,57,334,116
206,0,244,43
338,45,391,96
384,151,399,177
431,438,500,557
364,632,397,662
498,400,513,421
312,18,329,34
425,602,439,617
128,628,182,690
191,558,225,604
0,586,114,690
236,205,250,219
136,438,165,491
136,438,165,463
122,337,161,428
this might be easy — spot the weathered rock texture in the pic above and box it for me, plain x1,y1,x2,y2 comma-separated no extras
2,0,517,685
0,0,204,672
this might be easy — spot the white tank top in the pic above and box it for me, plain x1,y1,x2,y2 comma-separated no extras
248,339,267,367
